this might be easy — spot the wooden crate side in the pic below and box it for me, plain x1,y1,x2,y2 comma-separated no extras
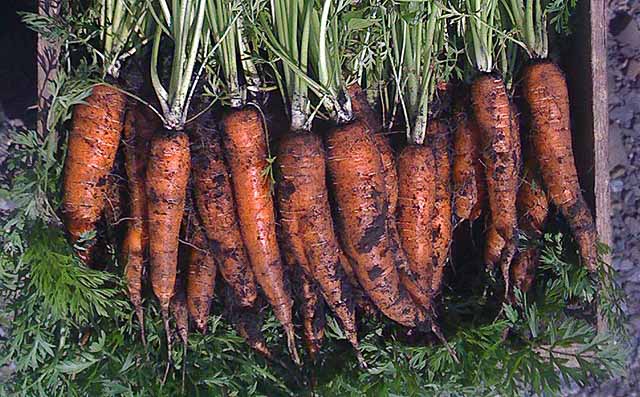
564,0,611,248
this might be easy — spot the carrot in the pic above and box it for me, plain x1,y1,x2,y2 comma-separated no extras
471,75,519,291
325,120,428,327
145,129,191,318
103,156,126,230
170,277,189,348
299,270,326,360
224,288,273,359
62,84,127,264
184,206,217,334
122,103,158,343
276,132,363,364
221,107,299,365
453,97,483,222
522,61,598,272
348,83,432,311
397,144,436,302
190,114,257,308
426,120,453,296
338,251,378,317
511,157,549,295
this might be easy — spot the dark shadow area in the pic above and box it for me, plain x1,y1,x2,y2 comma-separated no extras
0,0,37,123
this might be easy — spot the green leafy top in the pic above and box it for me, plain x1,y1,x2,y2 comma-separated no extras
388,1,454,144
149,0,210,130
501,0,577,59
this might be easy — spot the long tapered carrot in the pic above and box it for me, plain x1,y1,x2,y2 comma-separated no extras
277,132,363,363
221,107,299,365
122,103,159,343
427,120,453,295
146,129,191,315
63,84,127,264
190,114,257,308
471,75,519,291
522,61,598,272
183,206,217,333
326,120,428,328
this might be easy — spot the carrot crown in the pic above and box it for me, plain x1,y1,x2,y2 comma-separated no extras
389,1,454,145
99,0,149,79
149,0,210,130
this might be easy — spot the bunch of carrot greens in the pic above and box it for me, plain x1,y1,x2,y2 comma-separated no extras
0,0,630,395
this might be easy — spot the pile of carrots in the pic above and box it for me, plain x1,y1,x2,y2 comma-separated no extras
59,0,598,367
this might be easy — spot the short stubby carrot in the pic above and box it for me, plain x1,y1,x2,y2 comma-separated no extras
63,84,126,264
122,103,159,342
511,158,549,296
184,211,217,334
522,61,598,272
222,107,299,365
170,277,189,347
397,144,436,304
276,132,362,363
190,114,257,308
471,75,519,283
146,129,191,314
426,120,453,296
325,120,428,328
453,102,482,221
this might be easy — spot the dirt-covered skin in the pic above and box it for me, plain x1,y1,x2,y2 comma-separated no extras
222,107,299,365
190,114,257,308
146,129,190,313
453,103,482,221
276,132,361,361
325,120,428,328
122,103,159,341
63,84,126,263
471,75,519,286
184,210,217,333
522,61,598,272
397,144,436,303
426,120,453,296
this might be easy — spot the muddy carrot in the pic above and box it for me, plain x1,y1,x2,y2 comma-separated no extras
222,107,299,365
62,84,126,264
190,113,257,308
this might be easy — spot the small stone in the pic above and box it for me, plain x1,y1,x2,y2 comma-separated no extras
619,258,635,272
625,215,640,234
612,179,625,193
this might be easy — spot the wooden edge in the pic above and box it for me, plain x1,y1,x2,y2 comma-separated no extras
590,0,611,252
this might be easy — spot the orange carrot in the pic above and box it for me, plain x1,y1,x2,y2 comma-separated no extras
183,205,217,334
190,114,257,308
471,75,519,291
224,288,273,359
426,120,453,296
63,84,126,264
325,120,428,327
453,97,483,221
122,103,159,343
277,132,362,363
522,61,598,271
145,129,191,318
221,107,299,365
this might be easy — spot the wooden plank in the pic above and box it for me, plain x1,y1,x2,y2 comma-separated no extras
37,0,63,136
